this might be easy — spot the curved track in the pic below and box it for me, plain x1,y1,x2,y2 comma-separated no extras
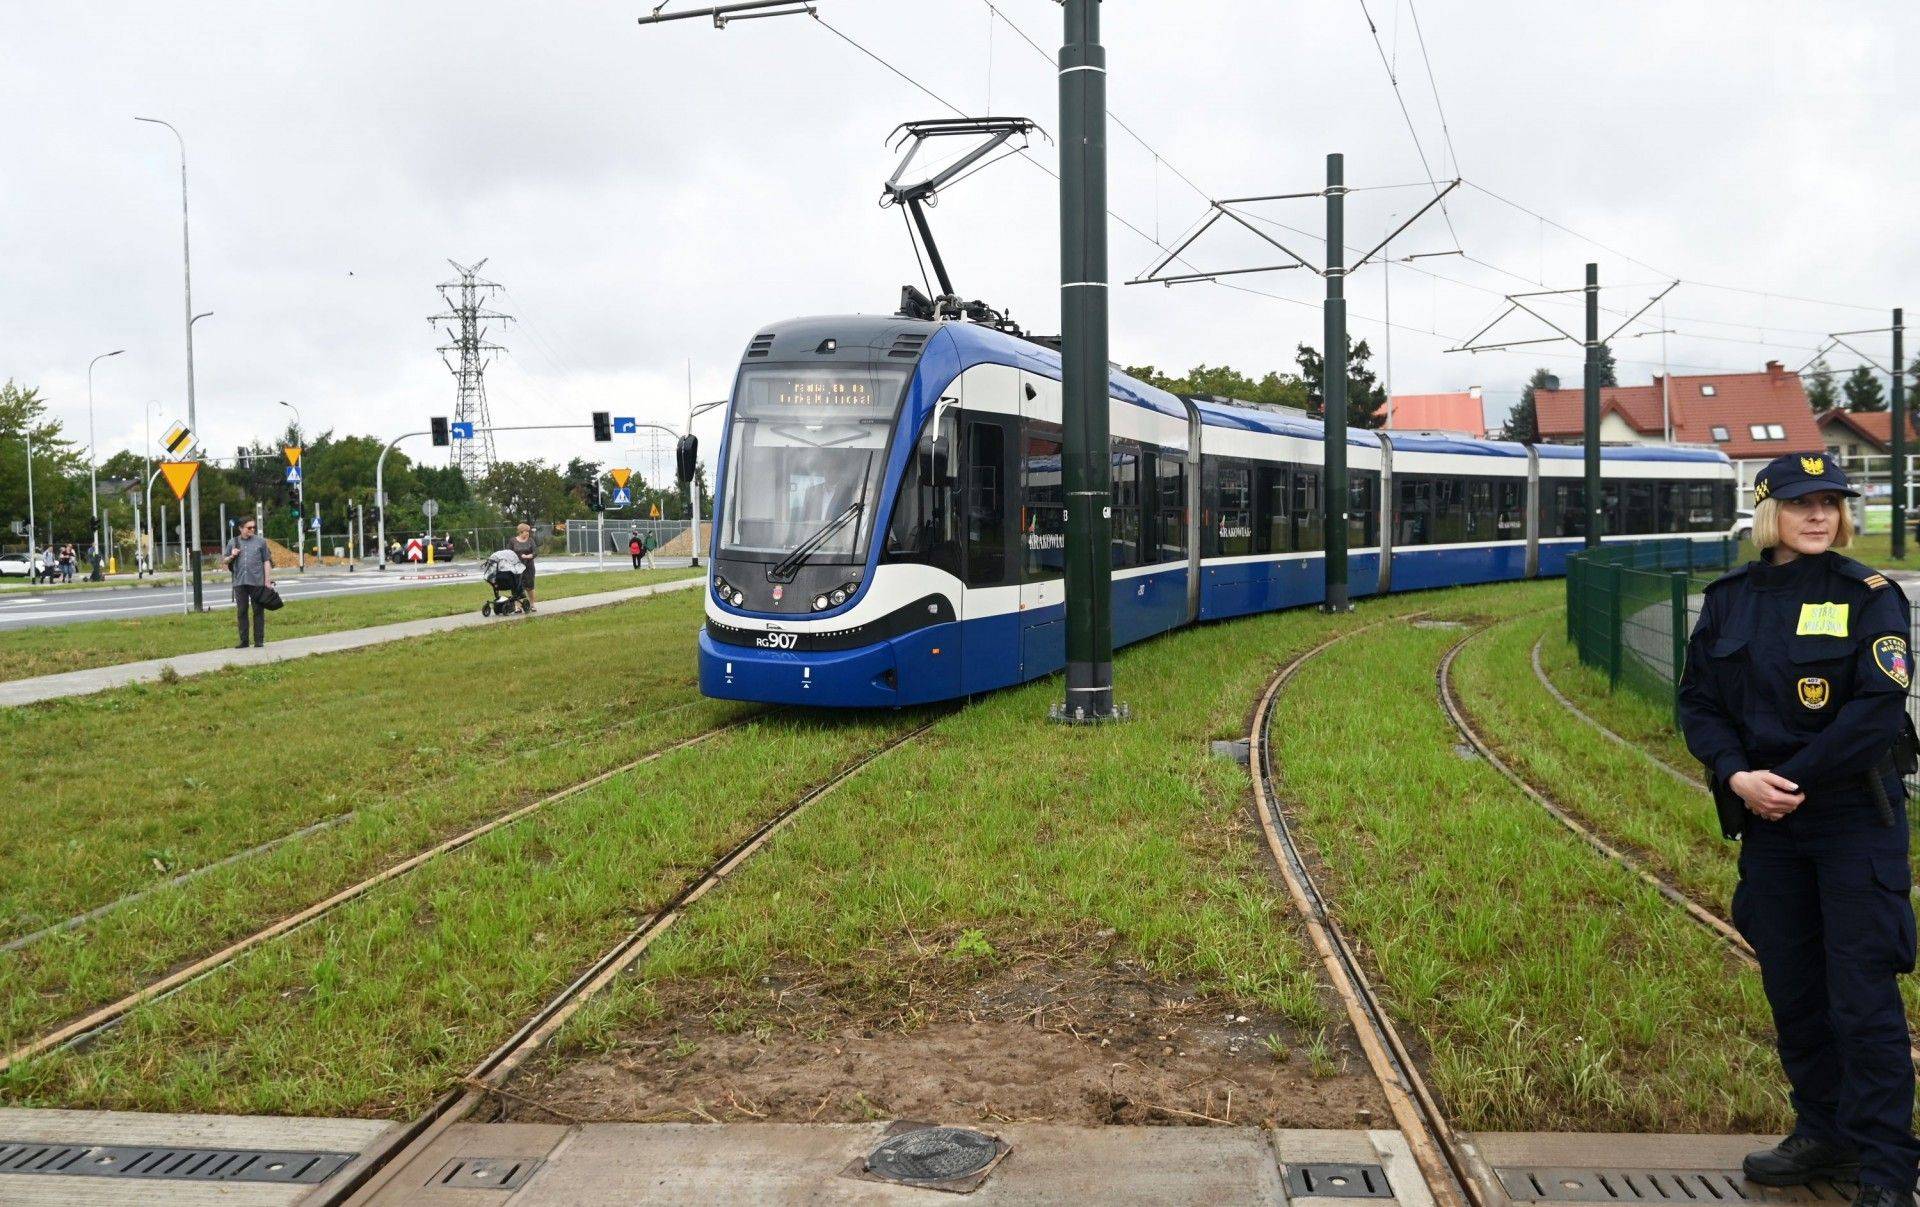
1441,622,1920,1072
1250,621,1487,1207
0,716,755,1077
1526,634,1704,790
320,717,941,1206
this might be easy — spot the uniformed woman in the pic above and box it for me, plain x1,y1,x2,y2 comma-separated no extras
1679,452,1918,1206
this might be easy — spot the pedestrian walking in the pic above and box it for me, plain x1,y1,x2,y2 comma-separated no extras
1679,452,1919,1206
510,522,538,612
641,530,654,569
224,517,276,648
628,531,644,570
59,544,75,583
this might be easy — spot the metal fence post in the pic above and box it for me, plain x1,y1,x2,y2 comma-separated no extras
1606,562,1625,686
1670,571,1689,729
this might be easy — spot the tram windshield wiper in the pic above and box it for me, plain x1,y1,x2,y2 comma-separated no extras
766,500,863,584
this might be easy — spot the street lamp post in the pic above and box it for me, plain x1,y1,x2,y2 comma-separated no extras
24,426,36,577
86,349,125,579
136,115,206,610
277,401,304,571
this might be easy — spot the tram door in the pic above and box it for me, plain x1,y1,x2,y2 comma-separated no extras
1018,369,1067,679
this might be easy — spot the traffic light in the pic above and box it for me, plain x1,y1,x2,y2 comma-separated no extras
676,434,699,487
585,478,605,512
430,417,449,447
592,412,612,443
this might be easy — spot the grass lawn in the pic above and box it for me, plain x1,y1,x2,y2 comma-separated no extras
0,565,696,682
1,711,927,1116
1273,583,1781,1132
0,588,741,1049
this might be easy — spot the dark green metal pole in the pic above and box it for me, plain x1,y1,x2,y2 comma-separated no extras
1893,307,1906,561
1056,0,1116,722
1321,153,1351,612
1583,262,1602,550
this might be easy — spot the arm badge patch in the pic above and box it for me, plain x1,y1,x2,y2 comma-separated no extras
1875,635,1911,688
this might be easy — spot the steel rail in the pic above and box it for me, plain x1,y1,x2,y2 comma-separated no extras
319,717,941,1206
0,719,755,1077
1527,634,1703,791
1441,622,1920,1074
1250,619,1487,1207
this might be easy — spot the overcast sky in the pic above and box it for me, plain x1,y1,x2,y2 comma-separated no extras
6,0,1916,481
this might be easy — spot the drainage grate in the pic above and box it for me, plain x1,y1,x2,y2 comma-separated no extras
431,1156,544,1191
866,1126,1003,1185
1210,739,1251,765
1285,1162,1394,1198
1497,1167,1858,1203
0,1140,354,1185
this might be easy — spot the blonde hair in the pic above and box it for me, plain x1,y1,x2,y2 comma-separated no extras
1751,495,1853,552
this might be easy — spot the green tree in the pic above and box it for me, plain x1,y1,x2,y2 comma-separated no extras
480,459,584,522
1503,368,1555,442
1594,342,1618,388
1844,365,1887,412
1805,355,1839,413
1123,362,1310,409
0,380,87,548
1293,338,1388,430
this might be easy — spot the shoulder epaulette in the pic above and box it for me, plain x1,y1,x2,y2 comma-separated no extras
1831,555,1894,590
1703,562,1752,592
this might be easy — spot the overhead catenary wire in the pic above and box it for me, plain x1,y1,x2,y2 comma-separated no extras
1353,0,1461,245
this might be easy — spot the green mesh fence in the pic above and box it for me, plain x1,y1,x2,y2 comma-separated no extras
1566,538,1739,724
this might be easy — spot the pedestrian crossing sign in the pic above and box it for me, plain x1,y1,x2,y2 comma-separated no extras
285,465,303,485
612,486,632,508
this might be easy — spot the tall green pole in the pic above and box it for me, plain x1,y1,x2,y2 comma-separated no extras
1583,262,1602,549
1321,153,1351,611
1893,307,1906,561
1056,0,1116,722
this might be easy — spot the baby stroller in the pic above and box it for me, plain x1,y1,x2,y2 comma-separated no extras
480,549,529,617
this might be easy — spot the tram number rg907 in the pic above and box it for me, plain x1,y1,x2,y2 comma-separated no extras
754,631,799,651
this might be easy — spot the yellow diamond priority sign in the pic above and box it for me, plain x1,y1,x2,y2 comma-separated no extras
160,460,201,501
609,468,632,489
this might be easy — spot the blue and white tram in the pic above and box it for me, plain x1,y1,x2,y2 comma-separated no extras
698,314,1736,708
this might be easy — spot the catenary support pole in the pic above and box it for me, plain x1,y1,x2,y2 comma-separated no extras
1321,153,1351,612
1584,262,1602,550
1055,0,1119,723
1893,307,1906,561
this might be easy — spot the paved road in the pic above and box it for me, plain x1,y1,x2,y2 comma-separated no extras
0,556,694,631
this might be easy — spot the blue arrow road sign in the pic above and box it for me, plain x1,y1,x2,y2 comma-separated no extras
450,421,474,439
285,465,302,485
611,486,632,508
613,417,637,435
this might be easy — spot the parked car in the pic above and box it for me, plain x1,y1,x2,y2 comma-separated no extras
0,552,46,578
1731,508,1754,543
432,536,456,562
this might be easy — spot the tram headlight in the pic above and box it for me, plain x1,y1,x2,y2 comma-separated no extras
730,589,746,607
813,595,831,611
713,576,731,602
829,587,848,607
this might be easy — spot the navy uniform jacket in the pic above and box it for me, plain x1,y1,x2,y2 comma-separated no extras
1678,551,1913,839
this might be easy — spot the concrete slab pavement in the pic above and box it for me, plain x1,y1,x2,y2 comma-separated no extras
0,575,702,709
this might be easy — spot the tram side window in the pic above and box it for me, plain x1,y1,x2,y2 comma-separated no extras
1398,475,1433,546
1293,468,1323,551
964,420,1013,587
1217,461,1253,556
1601,481,1624,537
1023,428,1066,580
1465,479,1493,541
1496,479,1525,538
1433,477,1466,543
1111,442,1141,569
1256,464,1291,553
1624,480,1656,534
1716,481,1735,529
1349,470,1378,548
882,411,961,577
1543,479,1584,538
1155,454,1186,562
1656,481,1686,533
1684,482,1715,532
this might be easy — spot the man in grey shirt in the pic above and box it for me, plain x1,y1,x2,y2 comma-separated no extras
224,517,276,648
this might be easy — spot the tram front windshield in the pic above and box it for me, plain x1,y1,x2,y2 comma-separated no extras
720,364,908,564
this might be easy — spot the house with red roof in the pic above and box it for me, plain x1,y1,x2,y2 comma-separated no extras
1376,388,1485,437
1535,360,1819,462
1815,409,1918,463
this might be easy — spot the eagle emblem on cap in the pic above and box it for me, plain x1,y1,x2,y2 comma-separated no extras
1800,456,1825,476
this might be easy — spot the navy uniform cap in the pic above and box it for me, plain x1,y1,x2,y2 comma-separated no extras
1752,451,1859,503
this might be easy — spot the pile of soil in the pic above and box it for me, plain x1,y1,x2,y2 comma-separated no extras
262,537,352,569
651,527,696,558
504,947,1386,1130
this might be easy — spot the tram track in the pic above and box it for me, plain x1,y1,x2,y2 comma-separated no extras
1250,619,1489,1207
0,699,716,956
1440,620,1920,1074
1526,634,1704,791
314,715,942,1206
0,714,757,1079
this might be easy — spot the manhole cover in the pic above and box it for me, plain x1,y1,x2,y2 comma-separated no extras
866,1127,1002,1185
1210,739,1251,765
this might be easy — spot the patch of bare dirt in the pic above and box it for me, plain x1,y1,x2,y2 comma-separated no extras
503,947,1387,1130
